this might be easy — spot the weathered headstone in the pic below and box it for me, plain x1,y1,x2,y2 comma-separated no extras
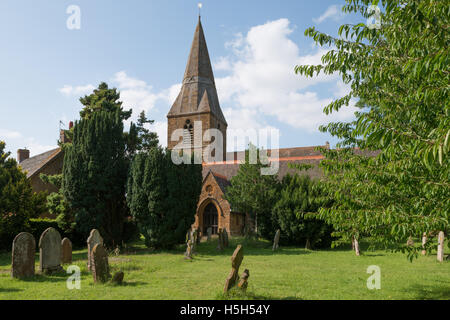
437,231,445,262
191,229,198,254
87,229,103,271
217,228,223,251
223,228,229,248
224,244,244,293
39,227,62,274
185,240,193,260
61,238,72,264
207,227,212,241
421,232,427,255
238,269,250,291
406,236,414,247
272,229,280,251
11,232,35,279
92,243,110,283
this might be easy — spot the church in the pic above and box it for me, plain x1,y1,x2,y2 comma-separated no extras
17,18,327,235
167,18,326,237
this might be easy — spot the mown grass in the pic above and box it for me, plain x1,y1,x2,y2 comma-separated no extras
0,237,448,300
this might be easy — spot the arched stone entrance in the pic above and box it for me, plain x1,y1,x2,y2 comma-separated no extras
203,202,218,235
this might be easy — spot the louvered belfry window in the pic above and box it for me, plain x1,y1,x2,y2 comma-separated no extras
183,119,194,148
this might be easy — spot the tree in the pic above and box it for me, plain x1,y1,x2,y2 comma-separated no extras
224,144,280,239
62,110,128,247
295,0,449,258
126,147,202,249
273,174,334,249
0,141,46,249
79,82,132,121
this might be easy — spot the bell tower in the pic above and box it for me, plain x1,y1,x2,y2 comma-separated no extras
167,17,227,161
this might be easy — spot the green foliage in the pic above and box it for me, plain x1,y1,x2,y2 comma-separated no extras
0,141,47,249
295,0,449,257
126,147,202,249
224,144,280,240
79,82,132,121
27,218,61,244
62,110,128,247
273,174,334,248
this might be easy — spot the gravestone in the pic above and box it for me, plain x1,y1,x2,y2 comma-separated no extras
238,269,250,291
217,228,223,251
272,229,280,251
61,238,72,264
224,244,244,293
92,243,110,283
437,231,445,262
87,229,103,271
191,229,198,254
185,240,193,260
39,227,62,274
11,232,35,279
223,228,229,248
406,236,414,247
207,227,212,241
421,232,427,255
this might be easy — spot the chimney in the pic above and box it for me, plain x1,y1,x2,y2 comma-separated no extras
325,141,330,149
60,129,68,144
69,121,74,129
17,149,30,163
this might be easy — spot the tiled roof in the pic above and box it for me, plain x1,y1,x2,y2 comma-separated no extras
18,148,62,178
167,18,227,125
202,145,327,182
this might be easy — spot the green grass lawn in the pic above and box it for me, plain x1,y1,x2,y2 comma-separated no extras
0,237,448,300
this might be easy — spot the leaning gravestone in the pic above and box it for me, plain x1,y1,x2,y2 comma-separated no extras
11,232,36,279
437,231,445,262
207,227,212,241
39,227,62,274
87,229,103,271
61,238,72,264
272,229,281,251
223,228,229,248
185,240,193,260
224,244,244,293
92,243,110,283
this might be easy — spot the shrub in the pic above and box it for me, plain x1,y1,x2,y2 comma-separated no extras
273,174,334,249
0,141,47,250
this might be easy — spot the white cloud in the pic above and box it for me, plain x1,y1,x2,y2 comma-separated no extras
59,84,95,96
0,129,22,139
214,18,356,134
151,121,167,148
313,5,344,24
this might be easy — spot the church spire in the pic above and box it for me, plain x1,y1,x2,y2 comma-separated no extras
183,17,215,84
167,18,227,124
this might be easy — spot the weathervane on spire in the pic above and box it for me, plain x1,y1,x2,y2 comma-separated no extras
198,2,202,18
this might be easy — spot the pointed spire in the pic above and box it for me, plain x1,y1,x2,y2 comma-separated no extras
183,18,215,83
167,18,227,126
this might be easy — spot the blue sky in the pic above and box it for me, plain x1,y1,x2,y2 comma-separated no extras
0,0,364,158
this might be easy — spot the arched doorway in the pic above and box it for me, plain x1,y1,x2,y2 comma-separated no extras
203,203,218,235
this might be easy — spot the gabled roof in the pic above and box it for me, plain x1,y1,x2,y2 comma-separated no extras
167,18,227,125
18,148,62,178
203,169,231,194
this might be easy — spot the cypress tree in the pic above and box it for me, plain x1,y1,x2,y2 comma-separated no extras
127,148,202,249
62,110,128,247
